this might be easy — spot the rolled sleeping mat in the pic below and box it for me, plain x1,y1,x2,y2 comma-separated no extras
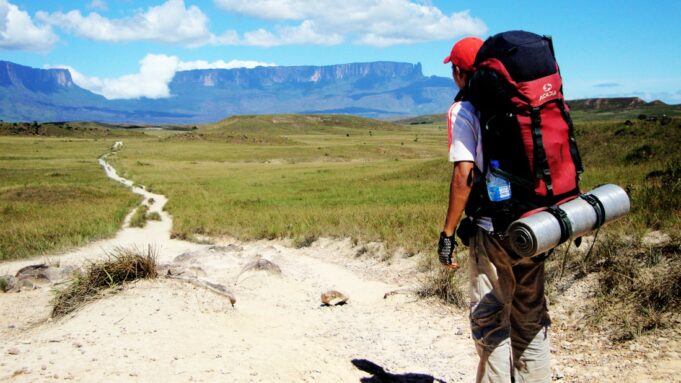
507,184,630,257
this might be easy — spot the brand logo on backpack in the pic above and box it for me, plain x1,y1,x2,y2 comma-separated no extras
539,82,557,102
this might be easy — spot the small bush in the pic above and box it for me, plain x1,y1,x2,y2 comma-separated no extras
146,211,161,221
51,247,157,317
129,205,149,228
0,276,8,292
625,144,654,163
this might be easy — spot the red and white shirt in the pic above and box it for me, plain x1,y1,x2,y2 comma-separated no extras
447,100,483,171
447,100,493,231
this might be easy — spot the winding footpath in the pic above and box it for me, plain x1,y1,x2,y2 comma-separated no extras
0,145,478,382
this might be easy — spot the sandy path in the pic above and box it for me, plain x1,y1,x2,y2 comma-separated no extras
0,149,478,382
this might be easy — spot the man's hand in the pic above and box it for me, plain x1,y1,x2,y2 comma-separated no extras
438,231,459,269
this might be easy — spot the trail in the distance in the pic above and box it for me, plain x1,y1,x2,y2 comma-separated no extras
0,144,478,382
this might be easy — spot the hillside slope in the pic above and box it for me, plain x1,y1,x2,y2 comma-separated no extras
0,61,455,124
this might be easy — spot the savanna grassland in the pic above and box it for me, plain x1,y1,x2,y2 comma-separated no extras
0,132,140,260
3,113,679,259
1,111,679,339
109,115,451,253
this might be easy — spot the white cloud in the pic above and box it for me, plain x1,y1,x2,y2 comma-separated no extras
177,59,275,70
37,0,214,46
57,54,180,99
50,55,276,100
0,0,57,51
242,20,343,47
214,0,487,46
88,0,108,11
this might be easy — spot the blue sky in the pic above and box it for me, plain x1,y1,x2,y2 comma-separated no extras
1,0,680,103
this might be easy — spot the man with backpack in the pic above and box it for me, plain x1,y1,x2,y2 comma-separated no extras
439,31,583,383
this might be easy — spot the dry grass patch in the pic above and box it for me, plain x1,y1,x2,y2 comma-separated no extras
51,246,157,317
418,252,468,307
587,235,681,341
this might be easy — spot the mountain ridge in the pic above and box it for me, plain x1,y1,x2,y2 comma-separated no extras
1,60,678,124
0,60,453,123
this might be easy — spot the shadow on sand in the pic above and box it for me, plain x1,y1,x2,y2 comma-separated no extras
351,359,446,383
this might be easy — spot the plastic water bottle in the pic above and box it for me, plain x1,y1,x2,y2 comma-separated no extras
486,160,512,202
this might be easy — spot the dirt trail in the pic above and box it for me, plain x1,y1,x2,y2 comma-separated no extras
0,149,478,382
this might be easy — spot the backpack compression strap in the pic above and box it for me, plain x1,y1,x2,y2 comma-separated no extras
530,107,553,197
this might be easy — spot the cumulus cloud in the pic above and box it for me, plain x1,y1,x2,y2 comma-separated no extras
50,55,276,99
37,0,214,46
242,20,343,47
177,59,275,70
0,0,57,51
214,0,487,46
87,0,108,11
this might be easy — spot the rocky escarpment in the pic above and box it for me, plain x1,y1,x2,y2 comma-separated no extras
0,61,74,93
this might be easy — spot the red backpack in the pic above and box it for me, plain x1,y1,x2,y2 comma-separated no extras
464,31,584,230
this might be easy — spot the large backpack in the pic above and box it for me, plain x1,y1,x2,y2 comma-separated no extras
464,30,584,230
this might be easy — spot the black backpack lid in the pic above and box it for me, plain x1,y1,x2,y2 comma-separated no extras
475,30,556,82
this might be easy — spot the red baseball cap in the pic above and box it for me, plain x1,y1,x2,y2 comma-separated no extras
443,37,484,72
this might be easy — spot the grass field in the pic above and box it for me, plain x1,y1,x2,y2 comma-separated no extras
0,137,139,260
109,115,450,253
1,110,679,338
4,112,678,260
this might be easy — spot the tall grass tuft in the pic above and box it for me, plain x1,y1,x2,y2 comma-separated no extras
51,246,157,317
129,205,149,228
418,253,469,307
587,235,681,340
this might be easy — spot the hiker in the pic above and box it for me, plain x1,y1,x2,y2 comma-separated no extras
438,31,582,382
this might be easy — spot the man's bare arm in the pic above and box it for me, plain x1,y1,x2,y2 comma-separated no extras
443,161,474,236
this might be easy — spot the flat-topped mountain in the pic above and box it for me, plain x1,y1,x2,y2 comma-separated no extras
0,60,455,123
566,97,665,111
0,61,75,92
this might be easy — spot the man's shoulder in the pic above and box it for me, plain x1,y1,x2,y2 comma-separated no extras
449,100,479,123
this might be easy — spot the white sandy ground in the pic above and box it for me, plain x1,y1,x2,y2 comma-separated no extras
1,148,680,382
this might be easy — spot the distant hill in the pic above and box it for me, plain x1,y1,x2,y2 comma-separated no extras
202,114,406,135
567,97,681,121
567,97,661,111
0,60,455,124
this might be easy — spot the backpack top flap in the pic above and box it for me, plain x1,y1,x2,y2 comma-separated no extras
474,31,563,108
